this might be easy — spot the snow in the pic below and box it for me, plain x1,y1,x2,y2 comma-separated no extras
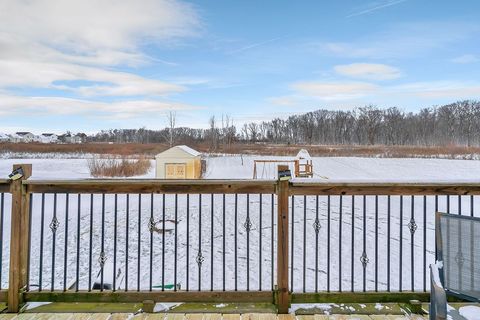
459,306,480,320
155,145,201,158
153,302,183,312
204,155,480,181
431,261,443,289
176,145,201,157
289,303,335,314
0,155,479,293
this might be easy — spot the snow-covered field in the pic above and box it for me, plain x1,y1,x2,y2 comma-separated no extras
0,155,479,293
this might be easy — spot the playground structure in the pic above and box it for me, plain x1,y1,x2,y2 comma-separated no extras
252,149,314,179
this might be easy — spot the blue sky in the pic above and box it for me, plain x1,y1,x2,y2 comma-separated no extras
0,0,479,133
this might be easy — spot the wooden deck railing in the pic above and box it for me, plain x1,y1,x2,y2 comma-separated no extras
1,163,480,313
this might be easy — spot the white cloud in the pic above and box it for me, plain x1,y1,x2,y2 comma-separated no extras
291,81,378,100
334,63,401,80
0,0,201,119
269,80,480,107
0,59,184,97
0,0,200,56
452,54,479,64
391,81,480,99
0,94,202,119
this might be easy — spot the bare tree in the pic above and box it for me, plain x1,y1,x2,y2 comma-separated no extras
167,111,176,147
208,116,218,152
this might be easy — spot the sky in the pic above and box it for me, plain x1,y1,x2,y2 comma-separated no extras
0,0,479,133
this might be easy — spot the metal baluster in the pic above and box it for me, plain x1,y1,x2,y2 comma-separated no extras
39,193,45,291
291,195,294,291
387,196,391,291
125,194,129,291
88,194,93,292
314,195,320,293
375,195,378,292
234,194,238,291
137,194,141,291
186,194,190,291
271,194,274,291
409,196,416,291
361,195,367,292
327,195,331,292
447,195,450,213
351,196,355,292
399,195,403,292
471,195,474,217
259,194,262,291
423,195,427,292
223,194,226,291
63,194,69,291
149,194,153,291
198,194,203,291
339,195,343,292
303,195,307,293
113,194,118,292
75,194,80,292
162,194,165,291
458,195,462,215
0,193,4,289
100,194,106,291
210,194,214,291
174,194,178,291
26,194,33,291
51,193,58,291
246,194,250,291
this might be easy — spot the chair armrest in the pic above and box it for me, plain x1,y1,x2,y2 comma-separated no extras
430,263,447,320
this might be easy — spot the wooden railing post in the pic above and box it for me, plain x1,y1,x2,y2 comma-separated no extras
8,164,32,313
276,165,290,313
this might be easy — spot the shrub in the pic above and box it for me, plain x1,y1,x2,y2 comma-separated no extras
87,155,151,177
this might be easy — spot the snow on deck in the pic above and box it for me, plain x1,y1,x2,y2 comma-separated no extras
0,155,479,293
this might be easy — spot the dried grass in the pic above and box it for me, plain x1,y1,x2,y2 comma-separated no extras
87,155,151,177
2,142,480,159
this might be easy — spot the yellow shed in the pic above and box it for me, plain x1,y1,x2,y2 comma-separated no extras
155,145,202,179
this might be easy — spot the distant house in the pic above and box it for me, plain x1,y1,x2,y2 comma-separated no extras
155,145,202,179
12,132,34,143
60,133,84,144
0,133,10,142
39,133,58,143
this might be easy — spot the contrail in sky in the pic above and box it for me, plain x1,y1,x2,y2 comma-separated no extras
346,0,408,18
228,37,283,54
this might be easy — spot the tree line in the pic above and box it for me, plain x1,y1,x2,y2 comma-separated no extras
90,100,480,150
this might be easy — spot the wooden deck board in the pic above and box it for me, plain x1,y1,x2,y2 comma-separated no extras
144,314,166,320
68,314,95,320
185,314,204,320
222,314,241,320
109,313,134,320
0,313,429,320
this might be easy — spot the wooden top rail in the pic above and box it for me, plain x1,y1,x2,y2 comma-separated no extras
23,179,277,194
0,179,10,193
22,179,480,196
290,181,480,196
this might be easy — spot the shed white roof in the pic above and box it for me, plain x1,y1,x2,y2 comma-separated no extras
155,145,201,158
176,145,201,157
296,149,311,159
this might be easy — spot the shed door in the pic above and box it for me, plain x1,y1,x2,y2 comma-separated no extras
165,163,186,179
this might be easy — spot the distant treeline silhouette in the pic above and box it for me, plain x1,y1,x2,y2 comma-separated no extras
91,100,480,150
